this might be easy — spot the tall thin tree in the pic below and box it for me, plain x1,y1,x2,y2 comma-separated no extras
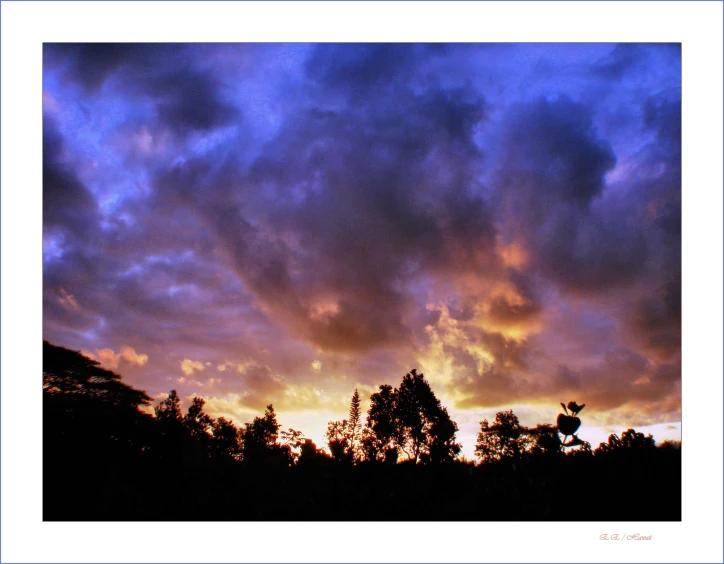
347,388,362,462
348,388,361,443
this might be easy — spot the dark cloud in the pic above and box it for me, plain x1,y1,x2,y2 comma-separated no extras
592,44,644,80
148,68,240,134
43,115,99,238
305,43,447,94
149,65,494,353
44,43,156,93
645,95,681,149
44,43,239,136
492,96,658,293
497,96,616,207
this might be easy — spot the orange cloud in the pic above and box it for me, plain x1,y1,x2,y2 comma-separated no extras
95,345,148,370
181,358,204,376
57,288,79,310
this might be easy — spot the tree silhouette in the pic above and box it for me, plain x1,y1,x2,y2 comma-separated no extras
326,419,353,463
475,410,530,463
363,370,460,464
155,390,182,423
395,370,461,464
211,417,243,460
243,404,291,468
595,428,656,456
44,340,151,410
183,396,215,461
43,341,156,520
43,341,153,454
325,389,364,464
347,388,362,460
153,389,188,462
185,396,214,438
42,341,682,521
297,438,332,468
529,423,563,456
280,428,305,464
363,384,398,462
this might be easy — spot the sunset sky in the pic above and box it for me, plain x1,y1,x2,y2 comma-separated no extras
42,43,681,455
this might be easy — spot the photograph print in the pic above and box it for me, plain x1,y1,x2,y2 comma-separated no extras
43,43,681,521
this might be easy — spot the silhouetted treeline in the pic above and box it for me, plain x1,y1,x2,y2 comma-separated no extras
43,341,681,521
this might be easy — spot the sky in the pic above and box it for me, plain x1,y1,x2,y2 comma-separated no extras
42,43,681,456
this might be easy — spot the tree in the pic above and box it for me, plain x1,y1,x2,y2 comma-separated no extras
475,410,531,464
566,439,593,457
43,341,153,455
595,429,656,456
184,396,214,438
211,417,242,460
43,340,158,520
297,439,332,468
245,404,281,446
620,428,656,450
155,390,182,423
280,428,305,464
364,384,398,462
183,396,215,460
363,370,461,464
394,370,461,464
347,388,362,460
325,389,364,463
529,423,563,456
43,340,151,410
243,405,290,468
326,419,353,463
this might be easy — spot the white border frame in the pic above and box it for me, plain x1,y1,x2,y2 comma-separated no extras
2,1,722,563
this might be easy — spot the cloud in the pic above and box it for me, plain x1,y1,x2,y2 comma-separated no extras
311,360,322,371
94,345,148,370
149,53,496,355
43,114,99,240
44,44,240,140
489,95,661,296
592,44,646,81
119,345,149,366
181,358,205,376
57,288,80,310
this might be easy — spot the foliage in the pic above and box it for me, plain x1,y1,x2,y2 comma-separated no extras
280,428,305,463
43,340,151,410
184,396,214,438
243,404,291,468
211,417,243,460
475,410,531,464
326,419,353,463
155,390,182,423
595,428,656,455
297,438,332,468
363,370,461,464
325,389,365,463
364,384,398,462
529,423,563,456
347,388,362,460
42,342,681,521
